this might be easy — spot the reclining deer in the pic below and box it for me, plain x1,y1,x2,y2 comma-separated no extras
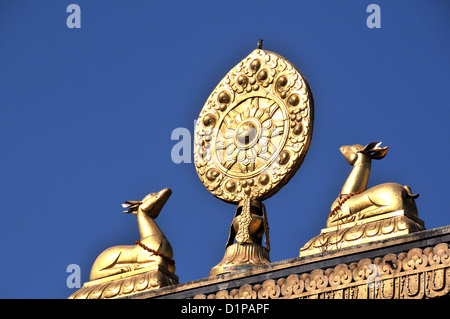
89,188,175,281
327,142,419,228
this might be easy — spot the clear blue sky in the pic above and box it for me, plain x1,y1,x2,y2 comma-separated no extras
1,1,448,298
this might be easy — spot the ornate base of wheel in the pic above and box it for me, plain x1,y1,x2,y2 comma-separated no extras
209,243,271,276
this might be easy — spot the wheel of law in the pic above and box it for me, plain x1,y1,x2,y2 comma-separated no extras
194,49,314,204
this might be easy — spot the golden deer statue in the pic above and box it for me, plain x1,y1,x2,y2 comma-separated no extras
89,188,175,281
327,142,420,228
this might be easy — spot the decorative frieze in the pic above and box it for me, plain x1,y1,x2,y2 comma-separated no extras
194,243,449,299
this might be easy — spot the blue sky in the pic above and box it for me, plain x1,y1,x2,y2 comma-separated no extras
1,1,448,298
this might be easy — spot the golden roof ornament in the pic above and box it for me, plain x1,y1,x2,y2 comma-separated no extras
194,40,314,275
194,41,313,203
67,41,434,300
69,188,179,299
299,142,425,256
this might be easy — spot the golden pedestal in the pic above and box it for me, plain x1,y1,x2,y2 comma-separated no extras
210,243,270,276
299,210,425,257
69,265,179,299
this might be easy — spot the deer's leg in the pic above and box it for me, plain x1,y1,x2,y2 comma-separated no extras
89,245,138,281
327,192,374,227
328,183,418,228
358,183,419,219
91,264,136,280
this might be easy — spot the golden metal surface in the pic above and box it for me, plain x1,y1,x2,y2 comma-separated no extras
300,210,425,256
300,142,425,256
194,47,313,203
86,188,176,285
210,199,271,276
227,198,270,248
209,243,271,277
327,142,420,227
69,265,178,299
194,43,313,275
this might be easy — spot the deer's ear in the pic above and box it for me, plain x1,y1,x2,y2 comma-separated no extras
122,201,141,213
371,146,389,160
362,142,382,153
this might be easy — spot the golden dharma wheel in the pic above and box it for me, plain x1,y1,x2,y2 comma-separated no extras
194,49,314,204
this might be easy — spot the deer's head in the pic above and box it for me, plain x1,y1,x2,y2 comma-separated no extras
340,142,388,165
122,188,172,219
340,144,365,165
